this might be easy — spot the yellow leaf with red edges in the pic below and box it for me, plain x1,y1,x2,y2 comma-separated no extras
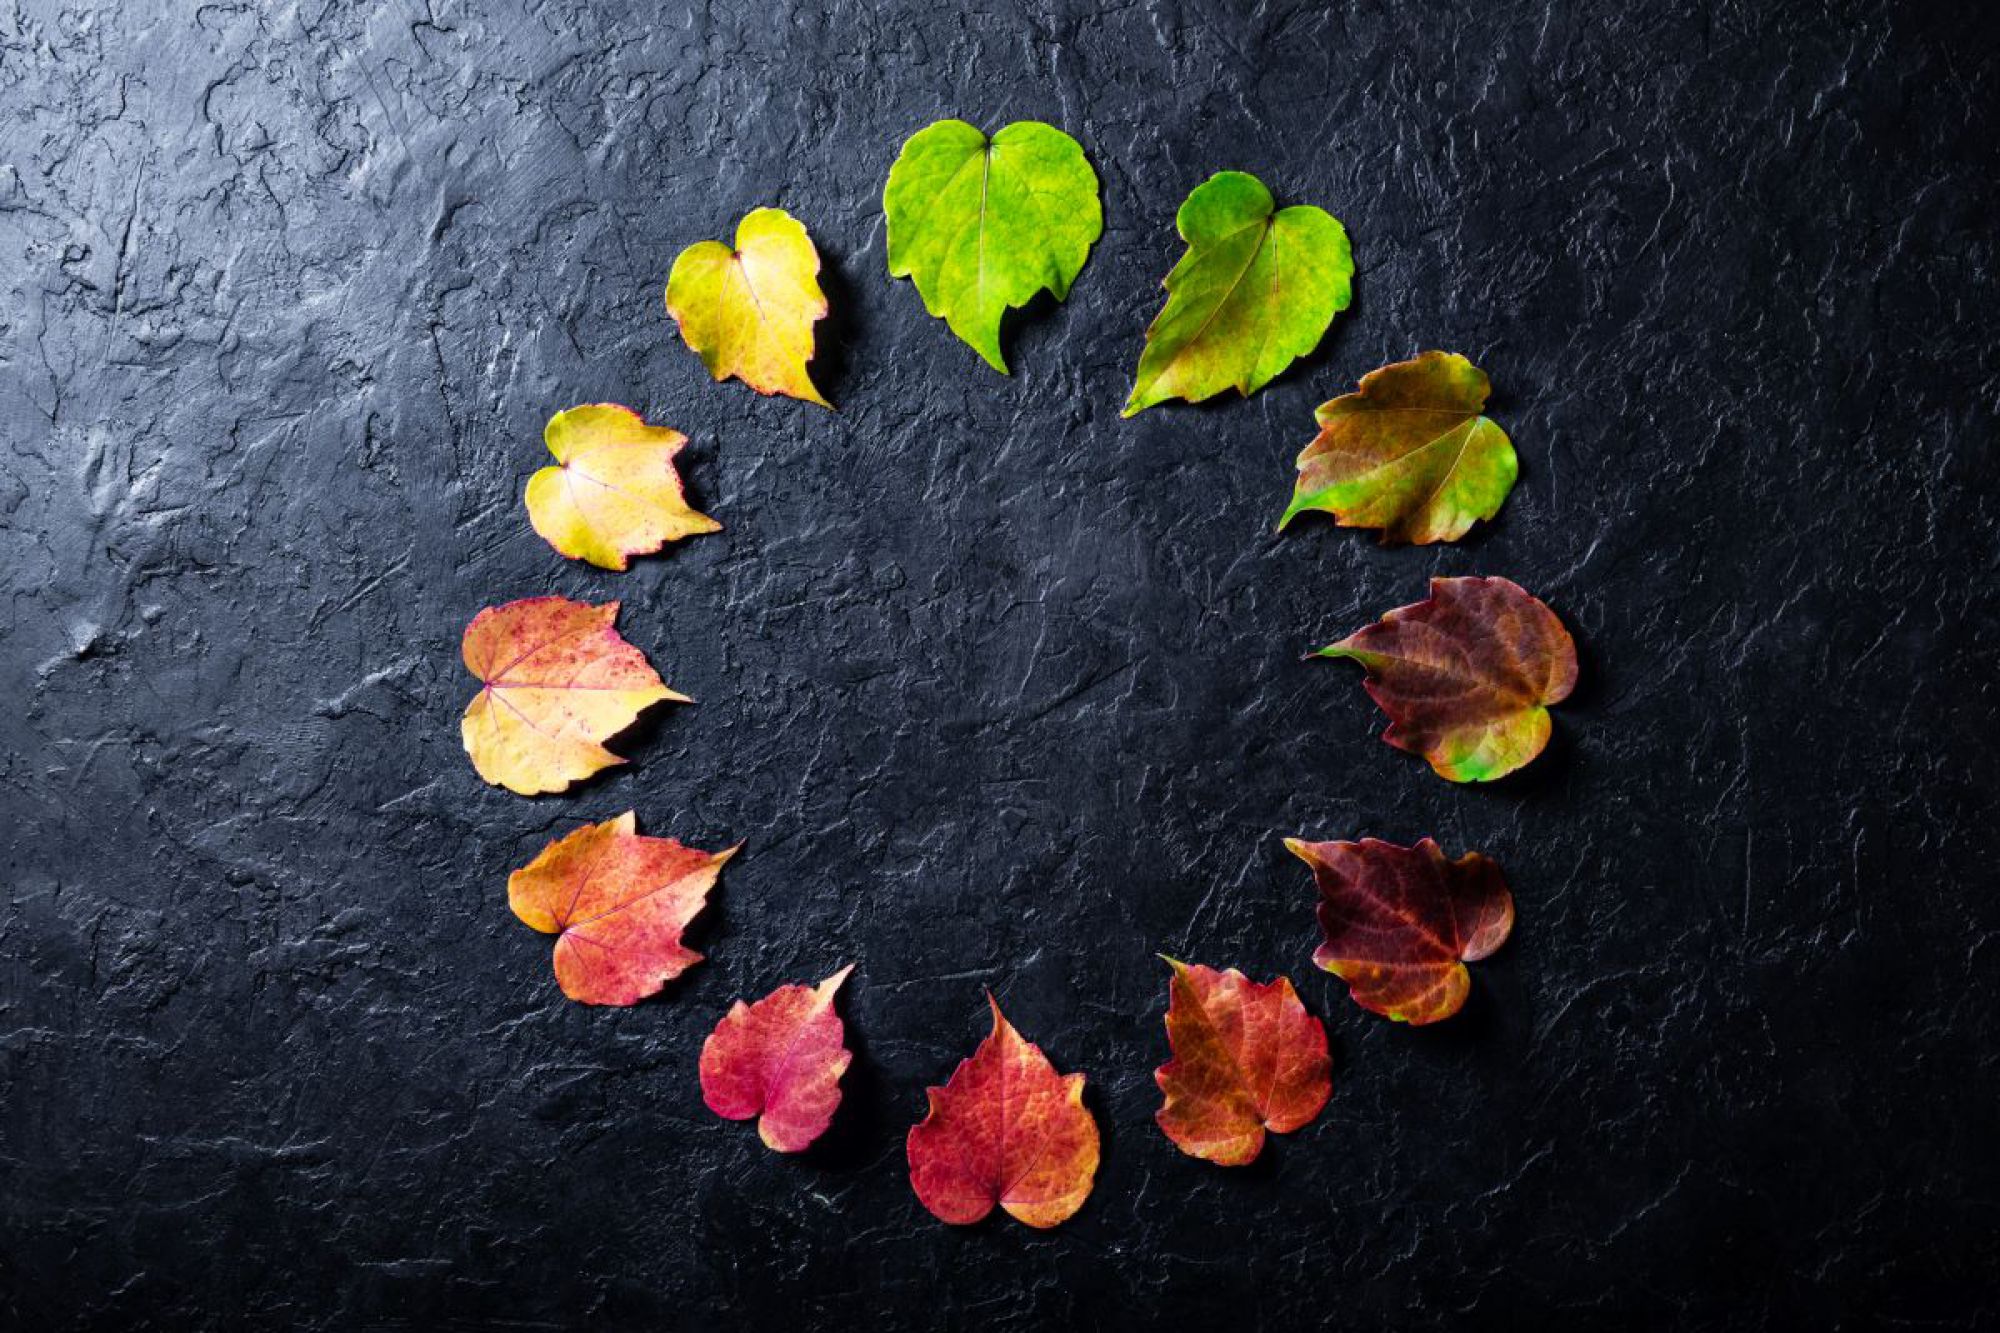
525,404,719,571
460,596,685,796
906,996,1099,1229
1154,959,1331,1166
666,207,831,407
508,812,735,1005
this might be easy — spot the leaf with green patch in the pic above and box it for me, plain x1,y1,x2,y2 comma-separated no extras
1313,576,1577,783
1280,351,1517,543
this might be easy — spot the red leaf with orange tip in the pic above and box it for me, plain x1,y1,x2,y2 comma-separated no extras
906,997,1100,1229
1154,959,1331,1166
1285,836,1513,1025
507,812,735,1006
1313,575,1577,783
700,965,855,1153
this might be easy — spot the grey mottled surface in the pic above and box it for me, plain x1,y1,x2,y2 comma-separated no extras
3,0,1996,1328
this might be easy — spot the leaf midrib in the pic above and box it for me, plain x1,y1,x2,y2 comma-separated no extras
1134,212,1275,399
1179,970,1272,1123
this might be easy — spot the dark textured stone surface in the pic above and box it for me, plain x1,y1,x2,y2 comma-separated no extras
3,0,1996,1327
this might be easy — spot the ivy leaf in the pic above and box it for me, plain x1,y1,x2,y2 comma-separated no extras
1123,171,1353,416
665,207,831,407
460,596,685,796
525,404,720,571
1279,351,1518,543
1154,959,1331,1167
1284,837,1513,1025
884,119,1102,373
906,996,1100,1229
700,965,855,1153
1314,576,1577,782
508,812,735,1006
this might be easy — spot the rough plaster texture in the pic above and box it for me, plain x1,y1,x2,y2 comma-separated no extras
2,0,1996,1327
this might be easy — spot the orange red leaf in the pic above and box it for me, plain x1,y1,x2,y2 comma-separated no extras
700,965,855,1153
906,997,1099,1229
507,812,734,1006
525,404,719,571
1285,836,1514,1025
460,596,685,796
1314,575,1577,782
1154,959,1331,1166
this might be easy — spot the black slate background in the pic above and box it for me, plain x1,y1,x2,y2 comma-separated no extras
3,0,1997,1328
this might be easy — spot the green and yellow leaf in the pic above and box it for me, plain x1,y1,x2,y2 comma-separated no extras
1124,171,1353,416
885,120,1102,374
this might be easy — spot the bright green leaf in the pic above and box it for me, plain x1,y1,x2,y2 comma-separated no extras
1124,172,1353,417
884,120,1102,374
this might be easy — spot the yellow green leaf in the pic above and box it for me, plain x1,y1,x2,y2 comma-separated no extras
884,119,1102,373
665,208,830,407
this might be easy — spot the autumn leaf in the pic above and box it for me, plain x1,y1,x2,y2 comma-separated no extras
1285,837,1513,1025
1123,171,1353,416
508,812,735,1005
524,404,719,571
1314,576,1577,782
460,596,685,796
665,207,830,407
884,119,1102,373
1279,351,1518,543
1154,959,1331,1166
700,965,855,1153
906,996,1099,1228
